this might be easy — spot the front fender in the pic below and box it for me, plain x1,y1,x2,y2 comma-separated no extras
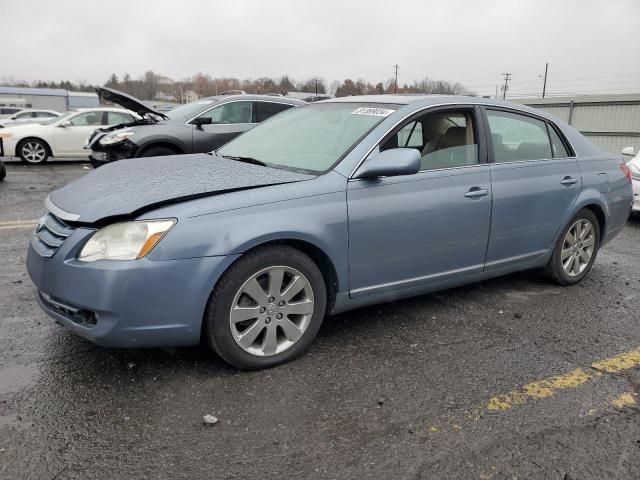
146,178,349,293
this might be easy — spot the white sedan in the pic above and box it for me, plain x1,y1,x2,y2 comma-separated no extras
622,146,640,212
0,109,61,128
0,108,137,164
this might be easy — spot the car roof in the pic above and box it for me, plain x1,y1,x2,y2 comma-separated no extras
199,94,307,105
319,94,562,122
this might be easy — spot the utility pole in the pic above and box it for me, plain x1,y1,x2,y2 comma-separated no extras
393,64,399,94
501,72,512,99
314,77,319,96
495,85,498,99
542,62,549,98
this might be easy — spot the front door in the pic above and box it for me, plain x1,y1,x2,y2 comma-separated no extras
347,107,492,298
483,108,581,269
54,111,105,156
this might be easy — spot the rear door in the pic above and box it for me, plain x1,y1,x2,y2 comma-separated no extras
347,106,493,298
191,100,256,152
483,107,580,270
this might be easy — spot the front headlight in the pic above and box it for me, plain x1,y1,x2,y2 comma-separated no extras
78,219,176,262
99,130,135,146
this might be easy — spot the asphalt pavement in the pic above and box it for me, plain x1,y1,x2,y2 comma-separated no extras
1,160,639,479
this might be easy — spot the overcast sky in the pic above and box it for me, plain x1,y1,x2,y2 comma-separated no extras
4,0,640,97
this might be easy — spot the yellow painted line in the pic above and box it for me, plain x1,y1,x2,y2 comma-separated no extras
591,350,640,373
611,392,637,409
487,348,640,411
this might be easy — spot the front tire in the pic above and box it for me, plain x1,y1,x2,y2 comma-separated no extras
18,139,49,164
139,146,177,158
204,245,327,369
546,209,600,285
0,161,5,181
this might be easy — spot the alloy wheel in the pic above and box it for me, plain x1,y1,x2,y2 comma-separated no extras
21,141,47,163
561,219,595,277
229,266,315,356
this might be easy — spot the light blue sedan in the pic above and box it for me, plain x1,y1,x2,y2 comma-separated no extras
27,96,634,369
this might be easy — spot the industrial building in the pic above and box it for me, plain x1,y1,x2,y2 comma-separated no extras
512,93,640,155
0,86,99,111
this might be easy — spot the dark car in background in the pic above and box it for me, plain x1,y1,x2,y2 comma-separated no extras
86,88,306,167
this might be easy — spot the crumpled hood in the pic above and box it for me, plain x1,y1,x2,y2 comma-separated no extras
47,154,314,224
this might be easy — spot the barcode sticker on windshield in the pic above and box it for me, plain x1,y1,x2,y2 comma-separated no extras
350,107,395,117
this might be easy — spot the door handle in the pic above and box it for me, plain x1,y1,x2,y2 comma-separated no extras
464,187,489,198
560,176,578,186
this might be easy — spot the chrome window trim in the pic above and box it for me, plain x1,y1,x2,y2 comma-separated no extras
348,102,579,178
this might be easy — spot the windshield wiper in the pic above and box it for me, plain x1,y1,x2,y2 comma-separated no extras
221,155,267,167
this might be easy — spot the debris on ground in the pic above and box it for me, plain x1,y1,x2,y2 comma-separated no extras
126,362,136,370
203,414,218,425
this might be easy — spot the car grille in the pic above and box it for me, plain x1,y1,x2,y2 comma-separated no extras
31,212,76,258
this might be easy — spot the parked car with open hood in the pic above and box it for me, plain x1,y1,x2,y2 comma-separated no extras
27,96,633,369
86,87,306,167
0,108,138,164
0,109,61,128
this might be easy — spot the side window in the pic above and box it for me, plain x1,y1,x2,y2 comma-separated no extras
256,102,292,122
197,101,253,124
107,111,134,125
397,121,423,148
34,112,54,118
547,125,570,158
486,110,552,162
69,112,104,126
16,112,33,119
382,110,478,171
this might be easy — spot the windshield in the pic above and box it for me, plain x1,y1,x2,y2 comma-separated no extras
218,103,398,173
165,99,219,122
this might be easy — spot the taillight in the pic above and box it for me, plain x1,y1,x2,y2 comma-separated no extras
620,163,632,182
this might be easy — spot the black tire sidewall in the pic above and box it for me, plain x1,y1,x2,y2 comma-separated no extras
205,246,327,369
18,139,49,164
549,209,600,285
139,146,176,158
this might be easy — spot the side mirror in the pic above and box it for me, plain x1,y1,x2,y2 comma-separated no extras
621,146,635,157
193,117,213,129
353,148,421,179
59,120,72,128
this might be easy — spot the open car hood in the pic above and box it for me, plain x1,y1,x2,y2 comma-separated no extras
95,87,169,120
46,154,313,224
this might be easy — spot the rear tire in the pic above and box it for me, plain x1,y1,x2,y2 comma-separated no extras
546,208,600,285
204,245,327,370
0,161,5,181
139,146,177,158
18,138,49,164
